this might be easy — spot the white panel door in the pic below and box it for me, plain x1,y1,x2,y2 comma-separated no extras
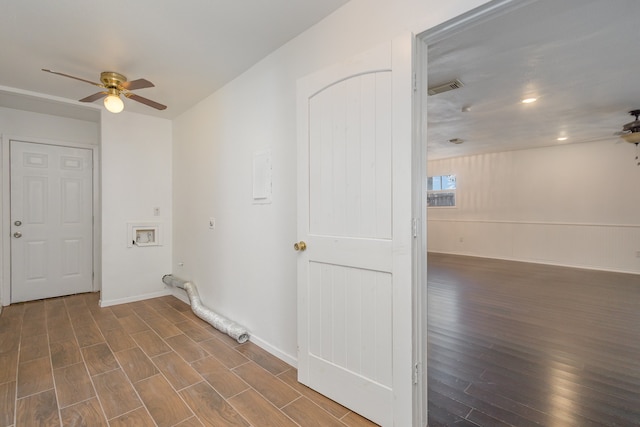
297,35,414,427
10,140,93,302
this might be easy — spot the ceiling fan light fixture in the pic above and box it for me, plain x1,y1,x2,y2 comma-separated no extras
42,69,167,111
618,110,640,144
521,97,537,104
620,132,640,144
104,91,124,113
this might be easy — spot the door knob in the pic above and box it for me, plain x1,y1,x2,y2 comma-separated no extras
13,232,22,238
293,241,307,251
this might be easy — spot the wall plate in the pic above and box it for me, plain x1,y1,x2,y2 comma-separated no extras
127,222,162,247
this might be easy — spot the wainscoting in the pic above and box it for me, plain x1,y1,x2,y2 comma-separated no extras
428,219,640,274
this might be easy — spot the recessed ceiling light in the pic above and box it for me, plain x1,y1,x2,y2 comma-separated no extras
521,97,537,104
557,136,568,141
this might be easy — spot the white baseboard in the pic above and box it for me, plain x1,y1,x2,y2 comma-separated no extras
248,334,298,368
99,288,172,307
168,288,190,305
428,250,640,275
162,293,298,368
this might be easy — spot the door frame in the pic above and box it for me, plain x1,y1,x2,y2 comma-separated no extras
1,135,101,305
414,0,537,424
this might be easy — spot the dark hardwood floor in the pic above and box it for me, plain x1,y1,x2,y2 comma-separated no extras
427,253,640,427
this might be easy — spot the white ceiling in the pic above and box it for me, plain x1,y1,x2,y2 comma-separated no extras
3,0,638,160
426,0,640,159
0,0,348,119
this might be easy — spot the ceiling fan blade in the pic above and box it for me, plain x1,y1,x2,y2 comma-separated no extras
42,69,102,87
79,92,108,103
120,78,154,90
125,93,167,110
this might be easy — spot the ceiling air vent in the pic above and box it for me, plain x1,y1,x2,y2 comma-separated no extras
428,79,464,96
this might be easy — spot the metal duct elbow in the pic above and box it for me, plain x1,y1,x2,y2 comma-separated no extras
162,274,249,344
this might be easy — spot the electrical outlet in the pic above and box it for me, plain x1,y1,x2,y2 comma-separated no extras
153,207,160,216
209,217,216,230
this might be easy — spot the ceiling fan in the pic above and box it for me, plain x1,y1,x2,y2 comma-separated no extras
42,69,167,113
615,109,640,166
616,109,640,144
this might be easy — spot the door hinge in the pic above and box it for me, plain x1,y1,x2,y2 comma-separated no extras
413,72,417,92
413,362,420,384
412,218,418,238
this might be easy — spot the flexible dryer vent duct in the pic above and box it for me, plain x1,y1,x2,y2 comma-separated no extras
162,274,249,344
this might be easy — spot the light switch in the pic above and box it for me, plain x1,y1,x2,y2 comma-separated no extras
209,217,216,230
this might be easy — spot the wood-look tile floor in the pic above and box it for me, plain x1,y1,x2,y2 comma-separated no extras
427,253,640,427
0,292,379,427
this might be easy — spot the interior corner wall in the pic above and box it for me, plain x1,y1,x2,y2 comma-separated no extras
427,140,640,274
100,110,173,306
172,0,490,363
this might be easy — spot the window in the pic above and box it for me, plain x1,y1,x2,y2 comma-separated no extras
427,174,456,207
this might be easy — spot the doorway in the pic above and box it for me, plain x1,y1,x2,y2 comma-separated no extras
418,0,640,424
6,139,96,303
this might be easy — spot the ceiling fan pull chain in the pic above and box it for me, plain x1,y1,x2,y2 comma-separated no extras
636,143,639,166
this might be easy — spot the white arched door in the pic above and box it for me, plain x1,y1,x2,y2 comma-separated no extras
296,34,416,426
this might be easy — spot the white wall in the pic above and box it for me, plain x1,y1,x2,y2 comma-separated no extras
0,106,99,144
172,0,490,363
100,110,173,306
427,140,640,273
0,104,174,309
0,107,100,306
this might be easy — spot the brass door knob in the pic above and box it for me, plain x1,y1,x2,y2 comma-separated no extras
13,231,22,238
293,241,307,251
